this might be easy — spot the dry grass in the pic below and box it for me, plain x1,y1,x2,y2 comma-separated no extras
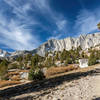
0,80,21,88
8,71,19,76
1,64,99,89
46,65,78,78
10,75,20,81
19,70,29,73
7,70,29,80
8,70,29,75
46,64,100,79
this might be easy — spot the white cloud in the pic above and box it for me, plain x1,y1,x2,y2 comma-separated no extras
36,0,68,40
56,20,67,31
32,0,68,33
0,12,40,50
47,33,63,40
4,0,36,23
74,9,100,35
0,0,41,50
1,0,68,50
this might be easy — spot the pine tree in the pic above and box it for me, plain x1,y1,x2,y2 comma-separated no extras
31,54,39,68
0,60,8,80
97,22,100,30
55,52,59,60
88,51,97,66
28,68,45,80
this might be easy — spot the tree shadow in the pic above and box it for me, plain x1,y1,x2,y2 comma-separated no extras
93,97,100,100
0,68,100,99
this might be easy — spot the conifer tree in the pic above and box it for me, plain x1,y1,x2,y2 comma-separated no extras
97,22,100,30
88,51,97,66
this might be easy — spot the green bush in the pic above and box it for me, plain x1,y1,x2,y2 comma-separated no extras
88,57,97,66
64,58,72,66
8,63,18,69
0,65,8,80
28,68,45,80
88,51,97,66
0,60,9,80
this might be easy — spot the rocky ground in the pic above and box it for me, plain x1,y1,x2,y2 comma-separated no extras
1,66,100,100
11,76,97,100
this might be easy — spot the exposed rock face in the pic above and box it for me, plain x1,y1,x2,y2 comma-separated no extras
0,49,31,59
1,32,100,58
0,49,10,57
10,50,30,57
34,32,100,56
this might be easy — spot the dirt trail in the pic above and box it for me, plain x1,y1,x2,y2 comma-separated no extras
93,75,100,96
1,65,100,100
92,67,100,98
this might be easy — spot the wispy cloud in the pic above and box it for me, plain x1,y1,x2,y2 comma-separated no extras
2,0,99,51
74,8,100,35
31,0,68,38
0,1,40,50
47,32,63,40
1,0,68,50
56,20,67,31
0,17,40,50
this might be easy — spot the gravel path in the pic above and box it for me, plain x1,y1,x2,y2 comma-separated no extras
0,66,100,100
9,67,100,100
92,67,100,99
10,76,94,100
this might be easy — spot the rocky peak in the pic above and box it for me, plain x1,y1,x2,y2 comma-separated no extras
1,32,100,58
0,49,10,57
34,32,100,56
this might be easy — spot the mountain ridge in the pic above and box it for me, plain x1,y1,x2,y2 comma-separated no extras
34,32,100,56
1,32,100,57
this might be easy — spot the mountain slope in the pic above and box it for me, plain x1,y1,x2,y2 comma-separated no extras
33,32,100,56
1,32,100,57
0,49,11,57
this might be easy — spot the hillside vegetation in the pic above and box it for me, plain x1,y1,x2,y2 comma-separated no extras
0,45,100,85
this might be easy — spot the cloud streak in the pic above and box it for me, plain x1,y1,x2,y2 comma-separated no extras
74,8,100,35
31,0,68,38
0,18,40,50
0,0,68,51
0,2,40,50
0,0,100,51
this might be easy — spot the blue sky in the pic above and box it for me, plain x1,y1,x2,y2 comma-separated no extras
0,0,100,51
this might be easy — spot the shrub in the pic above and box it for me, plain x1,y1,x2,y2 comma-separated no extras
0,60,9,80
0,65,8,80
18,63,24,69
64,58,72,66
45,57,54,67
8,63,18,69
46,65,77,78
88,50,97,66
28,68,45,80
88,57,97,66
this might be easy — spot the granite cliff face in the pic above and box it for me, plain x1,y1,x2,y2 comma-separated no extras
0,49,10,57
34,32,100,56
1,32,100,57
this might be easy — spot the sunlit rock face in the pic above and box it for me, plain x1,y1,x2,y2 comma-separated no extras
1,32,100,57
34,32,100,56
0,49,10,57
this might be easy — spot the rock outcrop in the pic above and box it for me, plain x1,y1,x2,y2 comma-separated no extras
0,49,10,57
1,32,100,57
34,32,100,56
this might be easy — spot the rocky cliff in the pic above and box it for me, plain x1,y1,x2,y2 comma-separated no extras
0,49,11,57
34,32,100,56
1,32,100,57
